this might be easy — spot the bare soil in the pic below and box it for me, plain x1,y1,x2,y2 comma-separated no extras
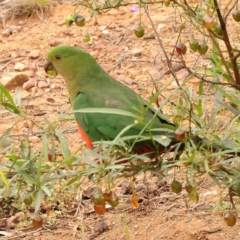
0,1,240,239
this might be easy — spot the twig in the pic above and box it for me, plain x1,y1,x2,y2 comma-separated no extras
213,0,240,87
143,4,180,87
0,60,11,71
152,220,178,240
8,228,48,239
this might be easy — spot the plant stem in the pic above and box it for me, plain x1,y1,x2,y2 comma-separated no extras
143,4,180,87
213,0,240,88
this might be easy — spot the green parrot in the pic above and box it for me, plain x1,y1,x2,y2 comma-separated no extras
44,46,183,156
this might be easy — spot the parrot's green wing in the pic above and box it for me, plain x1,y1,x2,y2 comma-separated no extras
73,88,176,143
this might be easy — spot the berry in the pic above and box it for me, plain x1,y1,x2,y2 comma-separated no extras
189,36,199,52
48,152,52,162
232,9,240,22
103,190,112,202
131,194,140,209
171,180,182,194
75,15,86,27
45,62,58,77
224,212,237,227
176,43,187,55
135,25,145,38
32,213,43,228
188,189,199,203
83,34,90,43
108,192,119,207
214,24,223,36
65,15,75,26
164,0,170,6
24,196,33,206
92,188,104,205
185,182,193,194
94,204,106,215
174,128,185,141
202,15,214,30
197,41,208,55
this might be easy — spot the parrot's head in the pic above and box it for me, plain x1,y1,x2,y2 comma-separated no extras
44,46,94,79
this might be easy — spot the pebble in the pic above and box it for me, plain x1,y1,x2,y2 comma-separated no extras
23,70,35,78
49,40,62,47
2,28,11,36
132,48,143,57
29,49,40,59
0,73,28,90
29,136,41,143
38,80,50,88
14,62,28,71
23,78,37,90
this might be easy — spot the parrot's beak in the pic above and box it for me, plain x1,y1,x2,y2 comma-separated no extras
44,60,58,77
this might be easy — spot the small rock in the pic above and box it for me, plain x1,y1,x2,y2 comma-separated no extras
0,73,28,90
29,49,40,59
33,232,41,237
49,40,62,47
61,28,73,36
23,78,37,90
29,62,37,71
23,70,35,78
176,69,189,81
158,24,166,29
100,26,107,31
102,30,109,35
14,62,28,71
108,9,119,15
8,25,21,32
10,52,19,58
17,49,27,57
29,136,41,143
38,81,50,88
2,28,11,36
132,48,143,57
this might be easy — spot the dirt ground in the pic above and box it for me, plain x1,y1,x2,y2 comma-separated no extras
1,1,240,239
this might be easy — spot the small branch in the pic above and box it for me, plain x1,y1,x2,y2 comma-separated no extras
224,0,238,20
143,4,180,87
186,66,240,89
213,0,240,86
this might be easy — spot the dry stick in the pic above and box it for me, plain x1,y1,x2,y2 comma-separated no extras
186,67,239,88
213,0,240,87
8,228,47,240
143,4,180,87
224,0,238,21
0,60,11,71
178,222,211,240
152,220,178,240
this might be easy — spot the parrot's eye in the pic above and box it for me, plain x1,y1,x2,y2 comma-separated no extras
55,55,62,60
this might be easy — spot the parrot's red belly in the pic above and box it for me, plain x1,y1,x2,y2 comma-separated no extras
77,123,93,149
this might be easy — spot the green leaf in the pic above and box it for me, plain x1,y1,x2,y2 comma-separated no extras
73,108,138,118
0,169,9,188
152,135,172,147
35,189,42,212
41,186,51,197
